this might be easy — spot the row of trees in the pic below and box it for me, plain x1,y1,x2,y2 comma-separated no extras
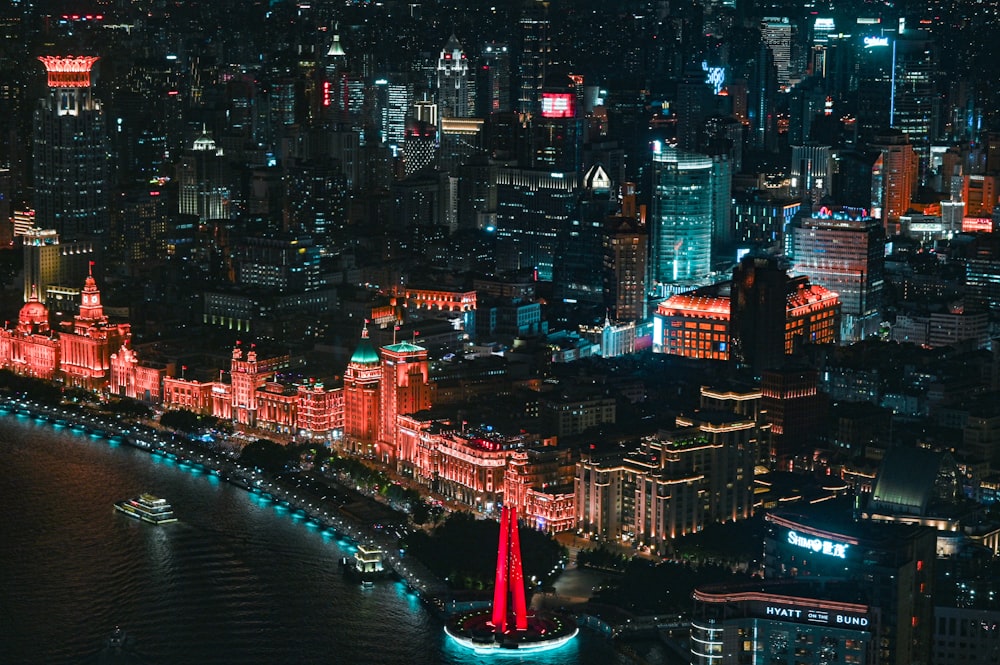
405,511,567,592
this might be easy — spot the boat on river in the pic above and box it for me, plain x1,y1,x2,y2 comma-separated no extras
114,494,177,525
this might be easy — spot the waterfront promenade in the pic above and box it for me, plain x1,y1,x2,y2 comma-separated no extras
0,396,449,604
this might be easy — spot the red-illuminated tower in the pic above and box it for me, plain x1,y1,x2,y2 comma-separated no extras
344,324,381,446
34,56,109,239
445,503,578,651
59,265,130,390
491,505,529,633
377,339,430,462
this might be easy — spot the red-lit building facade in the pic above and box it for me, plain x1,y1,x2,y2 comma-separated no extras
652,278,840,362
377,340,432,461
0,288,60,380
653,288,731,360
109,344,164,403
58,270,130,390
0,273,128,386
395,414,576,529
343,325,382,447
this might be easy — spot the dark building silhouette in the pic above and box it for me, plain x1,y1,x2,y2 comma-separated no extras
730,254,788,375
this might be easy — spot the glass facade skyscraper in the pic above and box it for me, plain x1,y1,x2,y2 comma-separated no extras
649,145,715,293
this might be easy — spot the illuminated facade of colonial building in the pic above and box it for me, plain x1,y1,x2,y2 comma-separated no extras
504,448,577,533
377,340,431,462
296,379,343,440
652,277,840,363
343,325,381,447
0,288,60,380
395,415,575,526
57,269,130,390
0,271,128,387
109,344,164,403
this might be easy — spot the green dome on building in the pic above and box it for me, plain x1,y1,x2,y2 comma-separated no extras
349,324,380,365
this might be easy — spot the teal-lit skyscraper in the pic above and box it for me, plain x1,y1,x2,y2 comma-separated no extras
649,145,715,294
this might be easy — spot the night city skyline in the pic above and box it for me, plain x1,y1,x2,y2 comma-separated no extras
3,1,1000,663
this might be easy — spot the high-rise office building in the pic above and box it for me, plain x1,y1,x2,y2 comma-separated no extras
530,92,585,173
495,168,577,280
374,75,413,146
33,56,109,240
870,129,917,233
854,30,894,142
676,67,714,153
553,165,614,322
0,168,11,248
710,156,733,262
403,121,438,178
730,254,789,375
436,35,470,118
892,36,938,166
518,8,551,114
748,45,777,150
176,129,230,223
476,43,511,116
761,17,793,88
791,208,885,343
603,183,648,322
649,145,716,293
790,144,833,208
22,228,98,310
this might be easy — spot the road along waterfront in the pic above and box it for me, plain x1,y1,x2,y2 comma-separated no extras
0,398,624,664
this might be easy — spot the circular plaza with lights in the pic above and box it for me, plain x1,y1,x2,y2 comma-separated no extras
444,608,578,654
443,505,578,654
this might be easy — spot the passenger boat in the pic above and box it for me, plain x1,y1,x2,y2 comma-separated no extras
114,494,178,524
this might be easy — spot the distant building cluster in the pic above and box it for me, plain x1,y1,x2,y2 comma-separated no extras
8,2,1000,662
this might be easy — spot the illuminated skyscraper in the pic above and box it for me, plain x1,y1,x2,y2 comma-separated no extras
476,43,511,116
870,129,917,233
22,228,98,310
649,145,715,292
761,17,792,88
33,56,109,239
495,168,577,280
530,92,584,173
790,144,833,207
374,75,413,146
176,129,230,223
791,208,885,343
603,183,648,321
436,35,469,118
518,7,551,114
892,36,938,165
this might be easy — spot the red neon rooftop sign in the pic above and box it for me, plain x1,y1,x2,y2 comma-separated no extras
37,56,99,88
541,92,574,118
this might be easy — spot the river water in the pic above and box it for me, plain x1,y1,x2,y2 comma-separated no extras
0,413,626,665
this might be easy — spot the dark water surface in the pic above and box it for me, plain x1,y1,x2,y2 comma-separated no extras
0,414,623,665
